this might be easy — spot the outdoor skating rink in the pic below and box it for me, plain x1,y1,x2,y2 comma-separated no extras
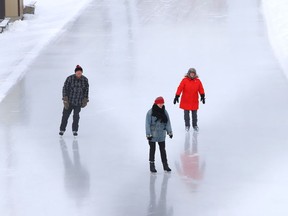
1,0,288,215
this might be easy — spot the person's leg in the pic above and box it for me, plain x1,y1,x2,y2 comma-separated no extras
158,141,171,171
184,110,190,130
192,110,198,130
60,107,73,132
149,141,156,162
149,141,157,172
72,106,81,132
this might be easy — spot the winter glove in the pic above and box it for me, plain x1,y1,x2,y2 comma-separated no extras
81,98,89,108
63,96,69,110
168,132,173,139
200,94,205,104
146,135,153,141
173,95,180,104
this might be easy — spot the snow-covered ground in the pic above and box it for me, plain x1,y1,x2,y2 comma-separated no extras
262,0,288,75
0,0,287,103
0,0,92,102
1,1,288,215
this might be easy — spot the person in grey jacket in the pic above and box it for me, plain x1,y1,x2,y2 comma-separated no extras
59,65,89,136
146,96,173,173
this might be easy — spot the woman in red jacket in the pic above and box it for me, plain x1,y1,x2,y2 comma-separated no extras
173,68,205,131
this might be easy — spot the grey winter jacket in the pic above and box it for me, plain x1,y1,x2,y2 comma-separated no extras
146,109,173,142
62,74,89,106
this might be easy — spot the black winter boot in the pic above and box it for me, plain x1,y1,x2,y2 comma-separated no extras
163,164,171,172
150,162,157,173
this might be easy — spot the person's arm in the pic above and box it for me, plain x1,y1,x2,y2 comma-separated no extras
198,80,205,104
174,79,185,104
84,78,89,99
62,77,70,99
165,110,173,138
81,78,89,108
62,77,70,109
198,80,205,95
145,110,152,140
176,78,186,96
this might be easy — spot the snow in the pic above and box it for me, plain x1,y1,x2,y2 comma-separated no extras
1,1,288,215
0,1,287,103
0,0,92,102
262,0,288,75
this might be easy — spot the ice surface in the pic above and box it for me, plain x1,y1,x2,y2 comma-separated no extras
1,0,288,215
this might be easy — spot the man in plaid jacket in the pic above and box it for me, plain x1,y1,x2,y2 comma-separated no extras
59,65,89,136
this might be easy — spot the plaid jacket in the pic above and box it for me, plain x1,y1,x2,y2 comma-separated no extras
62,74,89,106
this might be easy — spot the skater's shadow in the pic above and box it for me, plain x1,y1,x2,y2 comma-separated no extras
59,138,90,206
147,173,174,216
175,131,205,192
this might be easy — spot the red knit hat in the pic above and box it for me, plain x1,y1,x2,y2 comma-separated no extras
154,96,165,104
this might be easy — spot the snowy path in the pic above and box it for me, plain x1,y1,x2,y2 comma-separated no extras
1,0,288,215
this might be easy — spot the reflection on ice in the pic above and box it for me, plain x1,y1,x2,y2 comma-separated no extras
147,173,173,216
1,135,16,216
175,132,205,192
0,80,25,216
59,138,90,206
0,78,26,127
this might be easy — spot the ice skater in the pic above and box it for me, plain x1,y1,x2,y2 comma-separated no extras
146,96,173,173
173,68,205,131
59,65,89,136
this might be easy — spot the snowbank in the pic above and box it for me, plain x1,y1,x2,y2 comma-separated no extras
1,0,288,103
0,0,92,102
262,0,288,76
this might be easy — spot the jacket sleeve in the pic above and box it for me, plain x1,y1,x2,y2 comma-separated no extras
198,80,205,95
145,110,152,136
176,78,185,96
62,77,70,98
165,110,173,134
84,78,89,99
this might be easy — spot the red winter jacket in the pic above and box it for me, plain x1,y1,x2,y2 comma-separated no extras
176,77,205,110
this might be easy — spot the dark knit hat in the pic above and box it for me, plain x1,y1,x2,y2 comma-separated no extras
75,65,83,72
188,68,196,74
154,96,165,104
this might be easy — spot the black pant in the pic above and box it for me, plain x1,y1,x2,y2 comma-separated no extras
60,105,81,132
184,110,197,127
149,141,168,165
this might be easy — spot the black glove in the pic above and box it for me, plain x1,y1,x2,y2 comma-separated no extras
82,98,89,108
173,95,180,104
63,96,69,110
168,132,173,139
200,94,205,104
147,135,153,141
